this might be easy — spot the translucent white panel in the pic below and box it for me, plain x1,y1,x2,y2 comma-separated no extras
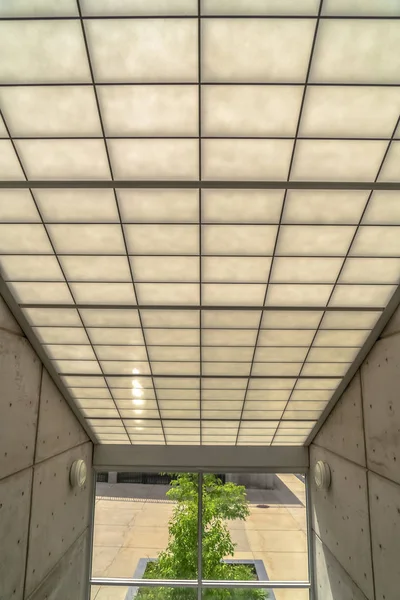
340,258,400,284
98,85,198,136
48,224,125,255
291,390,332,401
45,345,95,361
137,283,199,305
0,256,63,282
249,378,296,389
202,140,292,181
0,0,78,16
203,225,276,255
266,284,332,307
320,311,380,330
118,189,199,223
308,347,359,362
125,224,198,255
16,140,110,180
121,409,160,419
61,256,131,282
351,226,400,257
329,284,396,307
252,363,302,376
95,431,128,439
86,19,197,82
95,346,148,361
237,439,272,446
159,401,198,410
23,307,80,327
82,0,197,15
69,388,111,399
80,309,140,328
314,330,369,347
258,329,315,347
302,362,350,376
379,142,400,182
363,192,400,225
295,378,339,390
203,410,241,419
203,257,271,283
202,19,315,82
277,225,354,256
311,20,400,83
70,283,137,305
151,362,199,375
0,190,40,222
255,346,308,362
88,328,144,345
203,310,261,329
131,257,199,282
323,0,400,15
203,284,266,306
202,363,251,376
202,390,244,400
0,115,7,136
283,190,368,225
282,410,322,420
203,0,319,14
82,408,119,418
101,361,150,375
157,389,199,399
141,310,199,328
0,87,101,137
291,140,386,181
202,190,283,224
274,435,309,443
271,257,342,283
300,87,400,138
244,401,286,411
202,378,246,389
145,329,199,345
202,329,257,346
36,189,119,223
242,411,282,420
247,390,289,400
91,426,124,434
0,141,25,180
8,282,73,304
0,21,90,83
202,85,302,136
65,377,106,388
112,388,155,399
261,310,322,329
108,376,154,389
53,360,101,375
0,224,53,254
149,347,200,361
203,346,253,361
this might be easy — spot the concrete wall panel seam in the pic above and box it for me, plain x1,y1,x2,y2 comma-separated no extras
22,365,44,600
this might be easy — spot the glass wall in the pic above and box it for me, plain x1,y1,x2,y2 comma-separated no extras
91,472,310,600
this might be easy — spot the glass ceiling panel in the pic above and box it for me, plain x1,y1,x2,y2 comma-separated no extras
0,5,399,446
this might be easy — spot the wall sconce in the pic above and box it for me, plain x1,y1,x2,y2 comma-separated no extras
70,459,87,489
314,460,331,490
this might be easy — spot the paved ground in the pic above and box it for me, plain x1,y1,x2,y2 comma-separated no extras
91,475,309,600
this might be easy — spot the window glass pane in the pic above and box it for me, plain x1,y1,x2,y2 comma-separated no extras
92,472,198,580
202,473,308,582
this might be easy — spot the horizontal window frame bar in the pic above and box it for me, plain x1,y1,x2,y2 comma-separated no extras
90,578,311,589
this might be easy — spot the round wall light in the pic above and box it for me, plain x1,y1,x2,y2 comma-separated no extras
70,459,87,489
314,460,331,490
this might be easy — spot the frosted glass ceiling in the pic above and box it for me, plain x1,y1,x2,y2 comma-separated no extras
0,0,400,446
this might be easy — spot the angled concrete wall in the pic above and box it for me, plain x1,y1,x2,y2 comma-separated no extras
310,304,400,600
0,295,94,600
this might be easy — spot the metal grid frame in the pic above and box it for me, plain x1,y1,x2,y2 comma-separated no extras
1,0,400,447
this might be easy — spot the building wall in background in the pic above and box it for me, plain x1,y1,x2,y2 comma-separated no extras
310,305,400,600
0,295,94,600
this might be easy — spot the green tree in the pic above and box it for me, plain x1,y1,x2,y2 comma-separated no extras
140,474,267,600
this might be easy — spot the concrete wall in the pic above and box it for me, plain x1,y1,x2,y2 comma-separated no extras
310,305,400,600
0,295,94,600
